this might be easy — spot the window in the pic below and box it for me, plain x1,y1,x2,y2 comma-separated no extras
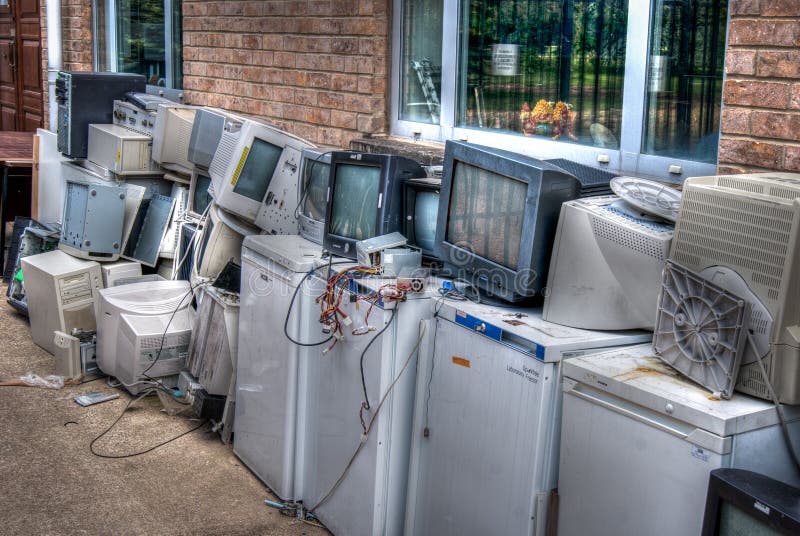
94,0,182,90
392,0,728,180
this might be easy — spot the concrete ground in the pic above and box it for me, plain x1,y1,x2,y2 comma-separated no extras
0,286,329,536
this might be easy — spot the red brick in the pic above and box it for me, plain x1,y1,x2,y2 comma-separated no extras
718,138,785,168
717,165,749,175
757,51,800,79
274,52,296,68
786,146,800,172
319,127,346,147
725,49,756,76
295,89,319,107
330,110,358,129
728,20,798,47
729,0,760,16
307,72,333,89
721,108,750,135
357,113,385,133
724,80,790,109
791,85,800,110
330,73,358,92
762,1,800,17
752,111,800,142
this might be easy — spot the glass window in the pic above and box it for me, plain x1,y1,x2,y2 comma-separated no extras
459,0,628,149
94,0,182,89
400,0,444,124
642,0,727,163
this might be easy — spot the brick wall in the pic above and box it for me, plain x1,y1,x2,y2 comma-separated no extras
61,0,93,71
719,0,800,174
182,0,390,147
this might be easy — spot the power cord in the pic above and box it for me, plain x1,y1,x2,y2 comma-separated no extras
90,389,207,459
359,307,398,410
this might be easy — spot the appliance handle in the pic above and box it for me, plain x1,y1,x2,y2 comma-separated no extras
567,381,692,440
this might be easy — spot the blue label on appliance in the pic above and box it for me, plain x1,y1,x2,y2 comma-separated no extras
455,310,545,360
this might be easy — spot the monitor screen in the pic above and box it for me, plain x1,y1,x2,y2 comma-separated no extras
414,190,439,252
232,138,283,202
329,163,381,241
301,156,330,223
192,173,212,216
445,161,527,269
719,501,781,536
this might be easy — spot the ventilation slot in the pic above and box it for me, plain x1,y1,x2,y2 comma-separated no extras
750,309,771,336
768,187,800,201
209,132,239,180
736,363,770,399
718,177,765,193
591,217,667,260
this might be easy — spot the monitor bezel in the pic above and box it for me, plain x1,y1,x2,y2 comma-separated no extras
403,177,442,260
187,169,213,220
434,140,580,302
322,151,426,259
702,468,800,536
209,119,311,224
151,104,197,173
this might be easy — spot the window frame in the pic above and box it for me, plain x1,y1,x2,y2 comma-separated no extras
391,0,726,181
92,0,182,92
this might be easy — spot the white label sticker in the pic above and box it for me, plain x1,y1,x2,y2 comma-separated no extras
691,446,710,462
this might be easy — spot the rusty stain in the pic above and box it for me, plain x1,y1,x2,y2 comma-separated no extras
707,393,721,401
615,366,678,382
503,319,529,327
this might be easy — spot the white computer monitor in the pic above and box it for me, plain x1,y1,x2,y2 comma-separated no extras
188,107,247,169
194,204,260,281
151,104,199,174
208,117,315,225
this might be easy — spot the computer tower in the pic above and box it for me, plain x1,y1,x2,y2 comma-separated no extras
21,250,103,355
87,124,153,174
56,71,146,158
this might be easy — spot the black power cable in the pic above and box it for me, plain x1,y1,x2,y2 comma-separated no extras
359,307,397,410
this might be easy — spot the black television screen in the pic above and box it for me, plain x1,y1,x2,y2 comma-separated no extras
192,173,213,216
323,151,426,259
435,140,580,302
232,138,283,202
702,468,800,536
403,177,441,259
446,162,527,270
329,163,382,240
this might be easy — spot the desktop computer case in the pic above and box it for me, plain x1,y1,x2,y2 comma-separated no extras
87,124,153,174
21,250,103,355
56,71,146,158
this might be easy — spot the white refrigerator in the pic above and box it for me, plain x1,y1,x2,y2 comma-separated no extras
235,235,326,501
404,298,651,536
557,344,800,536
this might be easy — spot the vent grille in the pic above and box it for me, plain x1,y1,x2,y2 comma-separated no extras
591,216,668,260
209,131,238,180
141,332,190,350
718,177,764,193
768,187,800,201
735,363,770,399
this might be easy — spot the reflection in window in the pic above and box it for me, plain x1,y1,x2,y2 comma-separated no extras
117,0,166,85
400,0,443,124
459,0,628,149
643,0,726,163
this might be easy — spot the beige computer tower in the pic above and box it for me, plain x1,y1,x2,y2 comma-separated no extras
87,123,152,173
21,250,103,355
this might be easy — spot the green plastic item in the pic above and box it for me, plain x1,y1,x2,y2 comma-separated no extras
14,269,23,282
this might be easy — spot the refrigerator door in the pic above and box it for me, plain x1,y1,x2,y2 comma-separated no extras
234,249,307,501
405,315,558,536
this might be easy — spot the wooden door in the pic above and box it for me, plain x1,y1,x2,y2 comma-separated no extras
0,0,42,131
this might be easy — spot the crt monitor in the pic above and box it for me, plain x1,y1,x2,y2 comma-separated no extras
403,177,441,260
298,147,334,245
188,170,213,219
188,107,246,169
208,117,315,224
702,468,800,535
151,104,198,173
323,151,427,259
435,140,580,302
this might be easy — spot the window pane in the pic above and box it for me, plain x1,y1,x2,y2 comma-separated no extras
171,0,182,88
116,0,167,85
642,0,727,163
458,0,628,148
400,0,443,124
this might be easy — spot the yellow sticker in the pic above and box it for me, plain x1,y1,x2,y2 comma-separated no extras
452,356,471,368
116,149,121,163
231,147,249,187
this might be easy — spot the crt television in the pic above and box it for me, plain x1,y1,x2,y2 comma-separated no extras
323,151,427,259
208,116,315,224
702,468,800,536
435,140,580,302
151,104,199,174
403,177,441,260
297,147,335,245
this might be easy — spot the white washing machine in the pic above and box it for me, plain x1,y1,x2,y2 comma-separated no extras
235,235,326,501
